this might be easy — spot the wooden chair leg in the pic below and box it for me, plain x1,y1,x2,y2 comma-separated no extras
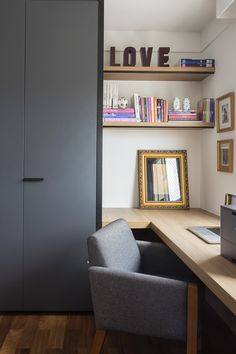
89,329,107,354
186,283,198,354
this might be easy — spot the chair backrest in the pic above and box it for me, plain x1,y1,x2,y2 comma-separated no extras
87,218,141,272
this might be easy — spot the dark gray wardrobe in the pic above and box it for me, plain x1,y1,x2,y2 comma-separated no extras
0,0,103,311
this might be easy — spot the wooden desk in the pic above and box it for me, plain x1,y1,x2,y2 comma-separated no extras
102,208,236,316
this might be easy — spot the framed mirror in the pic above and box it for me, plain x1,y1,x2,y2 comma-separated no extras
138,150,189,209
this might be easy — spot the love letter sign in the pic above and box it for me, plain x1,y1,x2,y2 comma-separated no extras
110,46,170,67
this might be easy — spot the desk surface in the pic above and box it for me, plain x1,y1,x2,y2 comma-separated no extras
102,208,236,316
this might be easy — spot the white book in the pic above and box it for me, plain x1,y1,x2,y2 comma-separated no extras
103,81,107,108
104,81,109,108
113,83,119,108
107,82,112,108
133,93,141,122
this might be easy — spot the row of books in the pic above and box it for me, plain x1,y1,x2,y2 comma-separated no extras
197,98,215,123
103,81,119,108
176,58,215,68
103,98,215,124
133,94,168,122
103,109,198,122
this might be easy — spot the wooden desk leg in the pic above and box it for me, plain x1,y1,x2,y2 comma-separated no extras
90,329,107,354
198,336,202,352
187,283,198,354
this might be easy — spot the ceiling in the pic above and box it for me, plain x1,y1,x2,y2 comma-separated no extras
104,0,216,32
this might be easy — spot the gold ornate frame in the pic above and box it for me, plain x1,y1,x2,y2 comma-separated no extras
138,150,189,209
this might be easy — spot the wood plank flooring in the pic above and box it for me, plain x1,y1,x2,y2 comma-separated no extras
0,306,235,354
0,313,185,354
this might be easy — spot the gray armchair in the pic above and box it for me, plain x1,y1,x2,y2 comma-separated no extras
87,218,200,354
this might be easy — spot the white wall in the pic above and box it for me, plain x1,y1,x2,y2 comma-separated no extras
103,129,202,207
103,31,204,208
104,30,201,66
200,18,232,51
201,20,236,215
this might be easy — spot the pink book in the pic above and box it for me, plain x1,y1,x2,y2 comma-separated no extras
103,108,135,114
103,118,137,122
148,97,152,122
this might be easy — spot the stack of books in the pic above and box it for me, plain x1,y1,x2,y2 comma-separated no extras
168,110,199,121
103,108,136,122
197,98,215,123
133,94,168,123
177,59,215,68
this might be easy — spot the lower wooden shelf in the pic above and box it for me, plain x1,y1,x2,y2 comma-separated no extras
103,121,215,129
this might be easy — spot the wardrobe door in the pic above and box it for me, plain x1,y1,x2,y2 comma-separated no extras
0,0,25,310
24,0,99,310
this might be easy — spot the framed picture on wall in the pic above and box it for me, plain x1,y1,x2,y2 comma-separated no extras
216,92,235,132
217,139,234,172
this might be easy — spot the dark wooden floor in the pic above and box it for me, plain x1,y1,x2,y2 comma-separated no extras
0,305,235,354
0,313,185,354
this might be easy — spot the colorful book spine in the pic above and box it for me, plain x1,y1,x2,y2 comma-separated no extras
153,97,157,122
177,59,215,67
103,108,135,114
161,99,164,122
210,98,215,123
141,97,145,122
103,113,136,118
168,116,199,121
168,114,198,118
133,94,141,122
103,118,137,122
130,96,168,123
168,108,199,121
196,98,215,123
151,97,154,123
145,97,148,122
157,99,161,122
165,100,168,122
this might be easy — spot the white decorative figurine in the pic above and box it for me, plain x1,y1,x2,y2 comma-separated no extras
183,97,191,112
173,97,181,111
118,97,128,109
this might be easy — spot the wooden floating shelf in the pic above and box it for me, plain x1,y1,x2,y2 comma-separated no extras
104,66,215,81
103,121,215,129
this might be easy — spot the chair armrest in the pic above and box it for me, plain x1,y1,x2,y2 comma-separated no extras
137,240,196,281
89,266,188,340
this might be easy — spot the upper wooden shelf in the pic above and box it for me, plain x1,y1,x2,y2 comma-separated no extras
104,66,215,82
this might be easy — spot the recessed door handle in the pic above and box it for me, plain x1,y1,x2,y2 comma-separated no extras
22,178,44,182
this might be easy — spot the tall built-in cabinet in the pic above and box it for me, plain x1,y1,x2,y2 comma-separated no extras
0,0,103,311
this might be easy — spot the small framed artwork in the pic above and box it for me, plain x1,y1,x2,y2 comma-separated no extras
217,139,234,172
216,92,235,132
225,193,236,206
